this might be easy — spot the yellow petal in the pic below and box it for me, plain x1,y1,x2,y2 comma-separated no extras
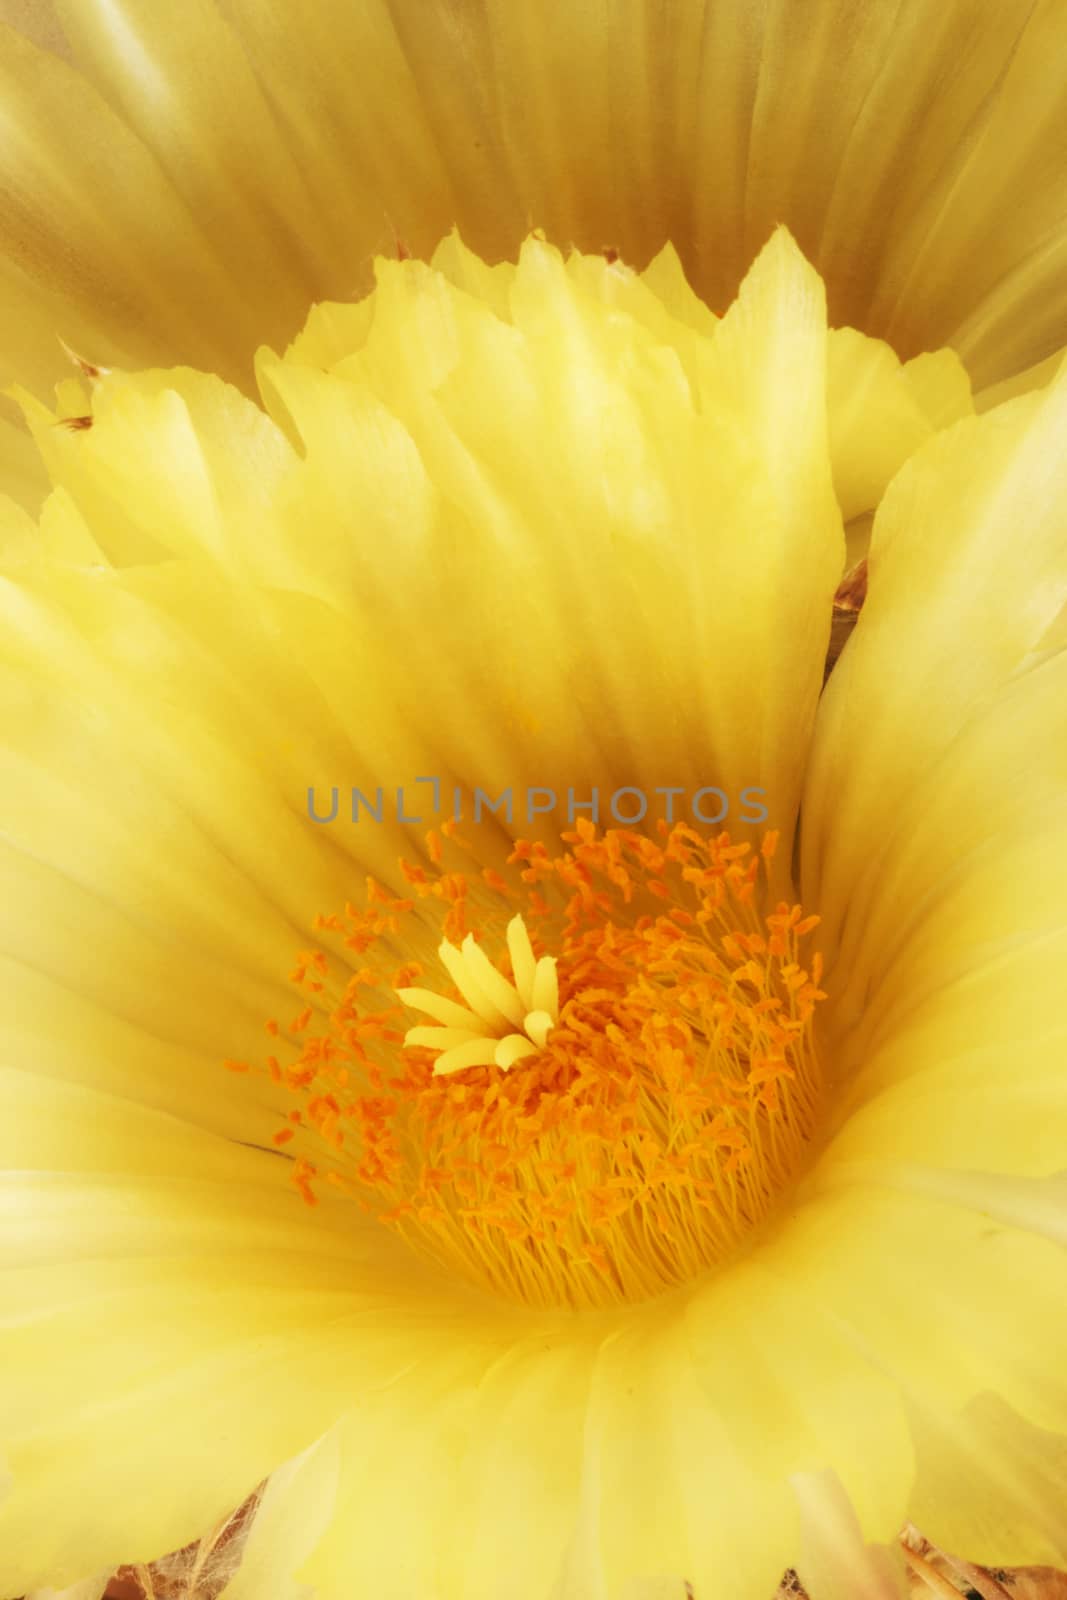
905,1391,1067,1571
0,560,426,1133
780,1180,1067,1445
826,329,972,520
804,370,1067,973
3,2,1063,391
218,1431,342,1600
301,1332,604,1600
33,232,839,851
682,1258,913,1549
0,1076,459,1594
639,243,720,336
0,490,40,570
790,1473,907,1600
0,25,255,392
902,349,974,430
15,370,296,568
25,1578,110,1600
0,405,48,513
808,643,1067,1178
976,344,1067,412
2,0,1062,400
580,1307,799,1599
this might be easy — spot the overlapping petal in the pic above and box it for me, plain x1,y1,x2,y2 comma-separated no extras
795,353,1067,1576
0,0,1064,409
10,232,843,853
0,1069,516,1593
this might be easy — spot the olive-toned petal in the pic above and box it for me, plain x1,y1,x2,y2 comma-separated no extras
3,2,1064,391
211,0,1067,387
756,0,1067,387
976,344,1067,412
0,25,261,392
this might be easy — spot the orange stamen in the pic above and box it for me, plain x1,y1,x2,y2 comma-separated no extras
238,823,826,1310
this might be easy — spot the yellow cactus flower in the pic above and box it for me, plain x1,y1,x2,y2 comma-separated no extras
3,219,1067,1600
1,7,1066,1600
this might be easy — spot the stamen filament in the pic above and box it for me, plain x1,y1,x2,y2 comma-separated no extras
250,824,826,1310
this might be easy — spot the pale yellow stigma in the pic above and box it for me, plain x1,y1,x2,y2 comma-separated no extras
396,914,559,1075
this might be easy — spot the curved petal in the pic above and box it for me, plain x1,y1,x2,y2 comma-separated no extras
576,1310,801,1600
805,646,1067,1170
299,1331,608,1600
725,1174,1067,1566
227,1162,1067,1599
976,345,1067,412
0,24,260,393
0,557,434,1133
785,1178,1067,1446
26,1578,109,1600
680,1258,915,1559
16,232,841,852
0,406,48,513
1,1,1064,391
744,344,1067,1575
294,1303,794,1600
803,366,1067,991
0,1069,515,1596
826,331,972,521
802,369,1067,1206
905,1390,1067,1572
218,1431,342,1600
0,489,40,568
790,1473,907,1600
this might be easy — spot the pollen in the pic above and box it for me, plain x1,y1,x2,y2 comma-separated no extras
248,822,827,1310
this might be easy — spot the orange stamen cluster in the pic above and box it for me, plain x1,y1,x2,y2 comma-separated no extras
238,821,826,1309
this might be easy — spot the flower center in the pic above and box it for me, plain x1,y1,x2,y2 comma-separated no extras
232,823,826,1310
398,915,559,1074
